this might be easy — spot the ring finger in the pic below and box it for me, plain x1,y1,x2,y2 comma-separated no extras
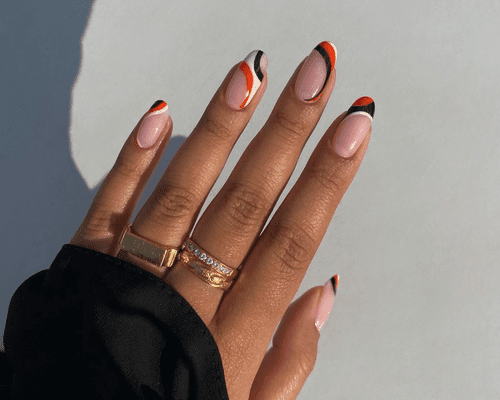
165,41,338,324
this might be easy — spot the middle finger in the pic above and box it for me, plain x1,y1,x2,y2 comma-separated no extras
165,41,337,322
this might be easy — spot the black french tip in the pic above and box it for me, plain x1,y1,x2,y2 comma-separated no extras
149,100,167,112
346,97,375,118
330,274,339,295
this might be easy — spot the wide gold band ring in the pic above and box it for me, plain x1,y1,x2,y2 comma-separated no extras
117,223,241,291
117,223,179,276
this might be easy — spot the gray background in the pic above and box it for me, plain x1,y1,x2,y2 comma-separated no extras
1,0,500,398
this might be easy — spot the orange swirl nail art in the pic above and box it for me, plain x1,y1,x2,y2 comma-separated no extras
226,50,267,110
303,41,337,102
239,50,266,109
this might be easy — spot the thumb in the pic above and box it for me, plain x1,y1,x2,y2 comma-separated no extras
249,275,338,400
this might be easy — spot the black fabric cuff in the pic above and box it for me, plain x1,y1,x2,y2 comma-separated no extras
2,244,229,400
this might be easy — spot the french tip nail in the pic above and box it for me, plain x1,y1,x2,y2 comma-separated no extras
317,41,337,69
345,96,375,119
331,274,339,295
149,100,168,113
325,41,338,63
316,275,337,332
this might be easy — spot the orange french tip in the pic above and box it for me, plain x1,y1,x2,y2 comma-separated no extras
353,96,373,107
319,41,337,69
149,100,167,113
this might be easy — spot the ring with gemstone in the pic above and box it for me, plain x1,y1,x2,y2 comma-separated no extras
175,237,242,291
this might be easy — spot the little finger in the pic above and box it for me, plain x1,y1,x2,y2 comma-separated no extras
70,101,172,255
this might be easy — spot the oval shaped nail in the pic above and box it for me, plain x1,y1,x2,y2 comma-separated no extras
226,50,267,110
315,274,339,332
295,41,337,103
136,100,169,149
332,97,375,158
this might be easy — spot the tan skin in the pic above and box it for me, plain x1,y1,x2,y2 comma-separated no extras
70,53,371,399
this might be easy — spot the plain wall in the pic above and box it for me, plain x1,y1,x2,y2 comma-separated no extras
1,1,500,398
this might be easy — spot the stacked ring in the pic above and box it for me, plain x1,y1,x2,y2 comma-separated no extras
117,223,241,291
176,238,241,291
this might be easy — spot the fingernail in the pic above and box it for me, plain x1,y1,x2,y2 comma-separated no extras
315,274,339,332
136,100,169,149
295,41,337,103
226,50,267,110
332,97,375,158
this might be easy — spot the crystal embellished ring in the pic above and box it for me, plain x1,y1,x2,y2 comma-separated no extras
175,237,242,291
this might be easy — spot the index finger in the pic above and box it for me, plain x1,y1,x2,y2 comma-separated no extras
213,97,375,391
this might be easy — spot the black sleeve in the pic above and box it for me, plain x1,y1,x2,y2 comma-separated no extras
1,244,229,400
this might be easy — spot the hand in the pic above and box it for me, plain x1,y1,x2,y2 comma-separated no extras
70,42,374,399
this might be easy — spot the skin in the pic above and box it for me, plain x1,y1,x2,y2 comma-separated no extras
70,55,371,400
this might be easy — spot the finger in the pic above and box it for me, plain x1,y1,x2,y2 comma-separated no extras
249,276,338,400
215,98,374,390
167,41,337,324
122,50,268,285
70,101,172,255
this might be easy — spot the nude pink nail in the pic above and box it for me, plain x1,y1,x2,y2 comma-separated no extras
295,41,337,103
136,100,169,149
332,97,375,158
315,275,338,332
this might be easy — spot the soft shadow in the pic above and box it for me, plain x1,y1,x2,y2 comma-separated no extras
0,0,186,348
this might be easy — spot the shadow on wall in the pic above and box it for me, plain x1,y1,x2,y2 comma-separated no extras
0,0,186,350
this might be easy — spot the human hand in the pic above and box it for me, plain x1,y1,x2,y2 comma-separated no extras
70,42,374,399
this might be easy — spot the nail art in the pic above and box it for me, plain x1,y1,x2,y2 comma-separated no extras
295,41,337,102
149,100,167,113
315,274,339,332
345,96,375,120
331,274,339,295
136,100,169,149
332,96,375,158
226,50,268,110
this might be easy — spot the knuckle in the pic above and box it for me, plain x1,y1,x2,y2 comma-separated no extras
220,180,270,235
307,163,347,197
201,116,233,142
294,346,318,378
149,183,198,223
269,219,316,277
272,111,307,142
79,205,111,239
113,154,144,180
272,344,318,380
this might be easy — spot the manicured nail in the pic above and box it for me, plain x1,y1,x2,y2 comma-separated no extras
226,50,267,110
315,274,338,332
295,41,337,103
332,97,375,158
136,100,169,149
